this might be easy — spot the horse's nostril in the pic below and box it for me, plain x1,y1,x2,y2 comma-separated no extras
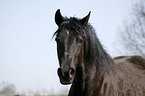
58,68,63,77
69,68,75,75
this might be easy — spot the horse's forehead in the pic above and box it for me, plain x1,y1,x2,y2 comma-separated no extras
66,31,69,35
58,29,70,37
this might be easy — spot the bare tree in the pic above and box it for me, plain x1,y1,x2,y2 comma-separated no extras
0,81,16,95
116,0,145,56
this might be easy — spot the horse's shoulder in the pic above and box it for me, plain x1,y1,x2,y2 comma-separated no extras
113,56,129,60
113,55,145,70
126,55,145,69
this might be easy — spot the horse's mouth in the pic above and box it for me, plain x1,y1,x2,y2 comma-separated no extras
59,78,73,85
61,81,72,85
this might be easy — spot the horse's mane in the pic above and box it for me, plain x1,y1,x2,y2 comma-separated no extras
54,17,114,74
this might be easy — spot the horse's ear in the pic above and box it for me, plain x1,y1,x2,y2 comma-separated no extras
55,9,64,26
80,11,91,27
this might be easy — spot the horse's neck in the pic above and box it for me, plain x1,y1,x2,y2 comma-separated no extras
69,58,113,96
83,64,105,96
69,63,105,96
82,57,114,96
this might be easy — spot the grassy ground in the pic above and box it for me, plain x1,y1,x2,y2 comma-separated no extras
0,94,67,96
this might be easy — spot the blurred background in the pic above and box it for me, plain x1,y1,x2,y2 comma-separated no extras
0,0,144,95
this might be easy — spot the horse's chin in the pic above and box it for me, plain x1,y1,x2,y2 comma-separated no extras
60,78,73,85
61,82,72,85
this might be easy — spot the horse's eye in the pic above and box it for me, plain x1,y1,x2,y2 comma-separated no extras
76,37,83,43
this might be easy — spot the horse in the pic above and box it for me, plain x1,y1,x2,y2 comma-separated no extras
53,9,145,96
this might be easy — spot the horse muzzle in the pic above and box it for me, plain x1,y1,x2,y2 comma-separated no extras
57,67,75,85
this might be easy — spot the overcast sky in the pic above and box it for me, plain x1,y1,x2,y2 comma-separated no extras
0,0,136,94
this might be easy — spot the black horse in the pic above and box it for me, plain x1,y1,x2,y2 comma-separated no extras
53,9,145,96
